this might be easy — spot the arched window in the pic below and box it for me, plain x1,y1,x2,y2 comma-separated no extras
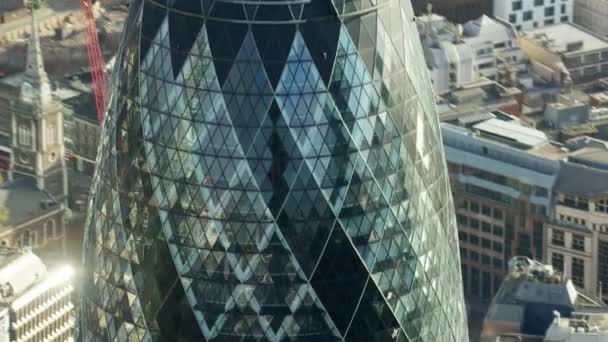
47,123,57,145
44,219,57,239
22,230,31,246
18,124,31,146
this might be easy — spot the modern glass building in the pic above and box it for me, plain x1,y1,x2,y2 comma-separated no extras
79,0,468,340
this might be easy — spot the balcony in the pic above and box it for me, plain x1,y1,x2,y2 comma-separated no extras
548,219,591,234
557,200,589,212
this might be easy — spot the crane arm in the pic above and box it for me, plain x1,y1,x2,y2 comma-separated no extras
80,0,107,127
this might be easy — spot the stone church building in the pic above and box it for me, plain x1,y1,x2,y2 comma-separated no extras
0,8,68,263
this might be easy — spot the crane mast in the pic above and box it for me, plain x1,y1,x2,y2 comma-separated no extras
80,0,107,127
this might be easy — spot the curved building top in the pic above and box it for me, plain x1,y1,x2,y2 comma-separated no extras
79,0,469,341
142,0,387,23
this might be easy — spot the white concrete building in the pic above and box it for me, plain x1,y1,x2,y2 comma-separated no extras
0,248,75,341
417,13,530,95
494,0,574,31
427,41,477,95
417,14,477,95
463,15,525,81
574,0,608,38
545,138,608,302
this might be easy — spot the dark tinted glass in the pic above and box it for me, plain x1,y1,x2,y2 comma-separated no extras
79,0,468,340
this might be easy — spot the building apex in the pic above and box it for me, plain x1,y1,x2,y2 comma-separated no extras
20,8,52,106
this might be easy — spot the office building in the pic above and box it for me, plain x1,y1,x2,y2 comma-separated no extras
0,247,75,341
411,0,493,23
519,22,608,85
445,109,608,305
462,15,525,82
417,14,526,96
545,137,608,301
574,0,608,38
79,0,468,341
481,257,605,342
544,95,591,129
443,113,561,300
56,73,102,175
416,14,477,95
493,0,573,31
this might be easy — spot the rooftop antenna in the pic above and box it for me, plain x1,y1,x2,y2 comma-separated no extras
424,2,433,44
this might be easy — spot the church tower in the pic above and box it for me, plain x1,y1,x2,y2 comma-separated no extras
9,7,67,201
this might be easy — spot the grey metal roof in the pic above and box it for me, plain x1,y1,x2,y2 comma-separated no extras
555,161,608,197
0,178,60,228
473,118,550,148
63,92,97,123
485,304,524,323
484,258,605,338
456,112,496,126
569,147,608,170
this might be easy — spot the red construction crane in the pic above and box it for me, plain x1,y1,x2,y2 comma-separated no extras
80,0,107,127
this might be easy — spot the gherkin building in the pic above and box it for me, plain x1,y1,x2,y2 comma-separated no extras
79,0,468,340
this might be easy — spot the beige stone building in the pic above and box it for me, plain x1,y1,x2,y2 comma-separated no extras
546,159,608,301
519,22,608,85
574,0,608,38
0,9,68,261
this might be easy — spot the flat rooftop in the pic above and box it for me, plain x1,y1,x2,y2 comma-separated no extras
545,311,608,341
521,23,608,56
527,143,568,160
438,81,521,121
484,258,605,338
473,118,550,149
443,113,596,162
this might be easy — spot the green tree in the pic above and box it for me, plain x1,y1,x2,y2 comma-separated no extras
26,0,46,11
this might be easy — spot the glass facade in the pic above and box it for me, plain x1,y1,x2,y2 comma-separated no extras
79,0,468,340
